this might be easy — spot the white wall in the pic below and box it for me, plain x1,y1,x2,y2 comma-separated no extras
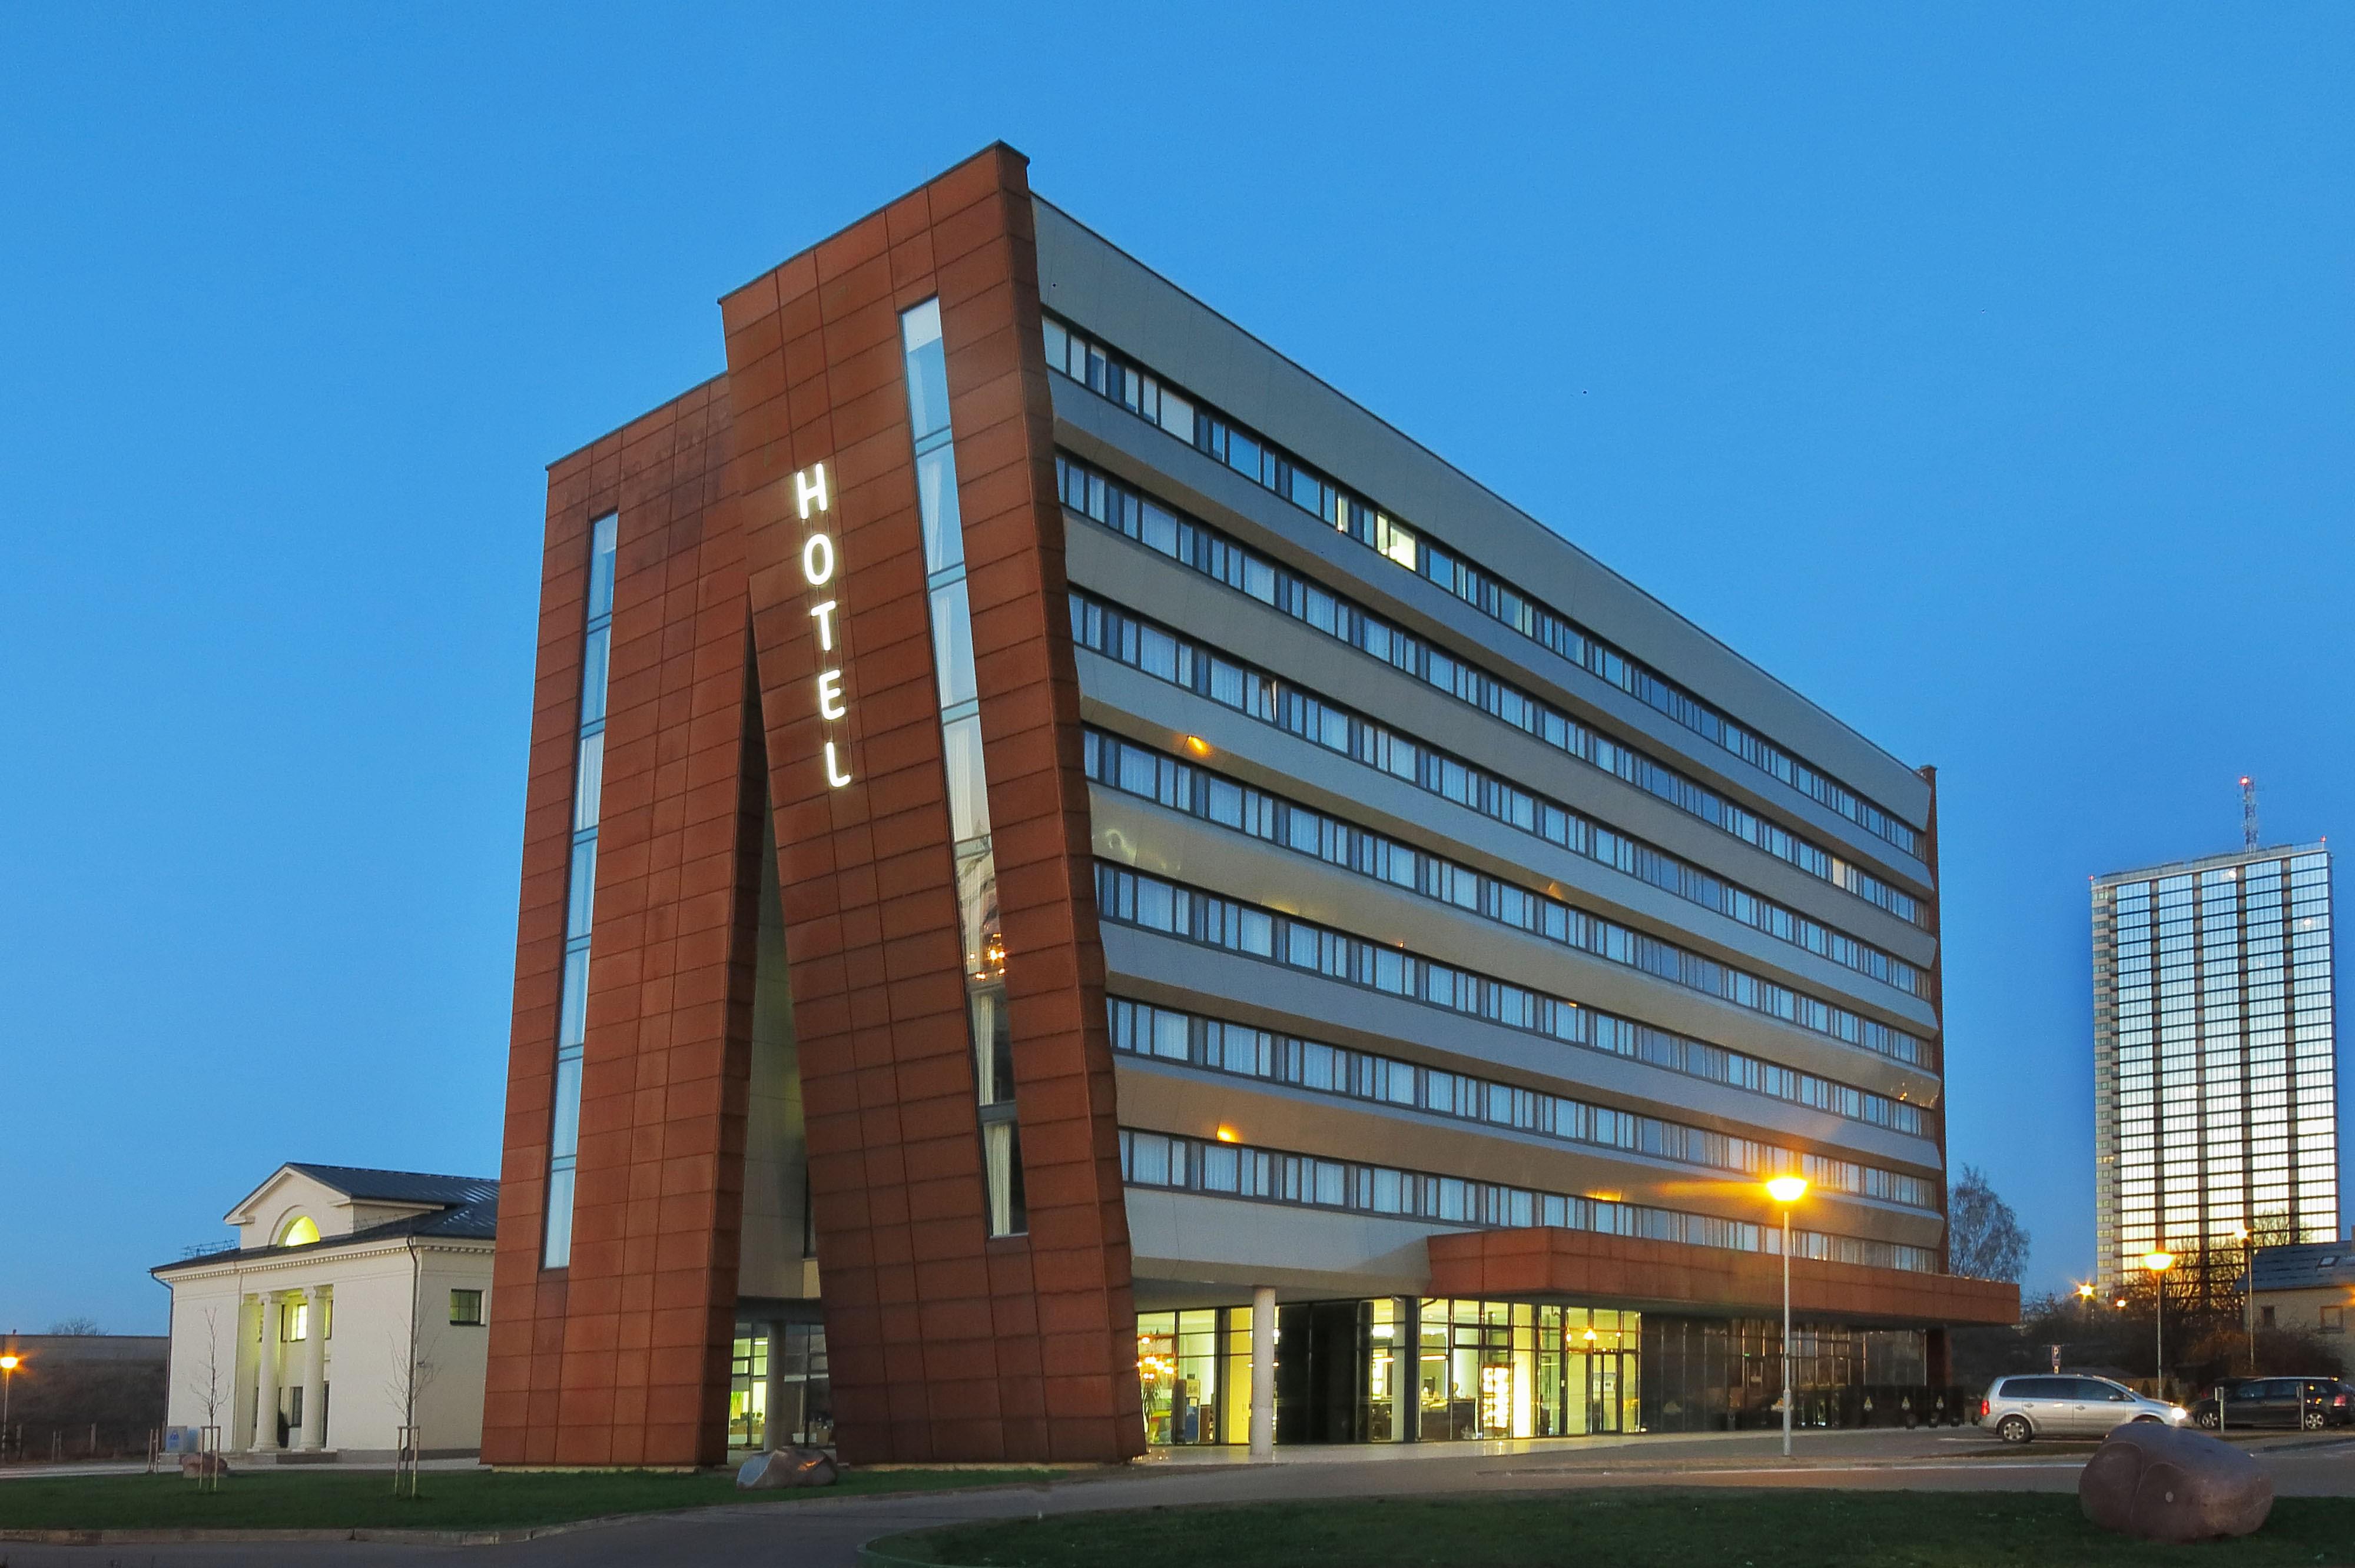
160,1240,492,1455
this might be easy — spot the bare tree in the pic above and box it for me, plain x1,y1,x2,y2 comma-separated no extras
183,1308,228,1491
1949,1165,2031,1282
384,1238,439,1499
47,1316,101,1337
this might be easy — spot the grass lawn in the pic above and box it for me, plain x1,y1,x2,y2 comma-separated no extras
871,1490,2355,1567
0,1466,1058,1533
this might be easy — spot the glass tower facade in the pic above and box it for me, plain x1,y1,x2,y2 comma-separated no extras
2094,843,2337,1293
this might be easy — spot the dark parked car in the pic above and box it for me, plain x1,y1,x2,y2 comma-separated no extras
2188,1377,2354,1431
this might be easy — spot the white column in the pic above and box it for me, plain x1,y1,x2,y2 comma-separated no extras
1249,1285,1276,1460
1394,1297,1418,1442
250,1294,281,1452
300,1287,330,1450
763,1323,788,1451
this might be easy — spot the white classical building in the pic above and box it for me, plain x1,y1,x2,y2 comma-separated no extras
153,1164,496,1460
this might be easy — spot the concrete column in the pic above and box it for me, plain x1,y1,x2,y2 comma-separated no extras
300,1287,330,1450
250,1294,281,1452
1249,1285,1276,1460
1394,1297,1418,1442
763,1323,788,1451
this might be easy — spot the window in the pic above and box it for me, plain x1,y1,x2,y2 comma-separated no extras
902,297,1025,1236
2323,1307,2344,1335
1043,320,1920,858
543,511,618,1268
280,1301,307,1342
278,1215,320,1248
2261,1305,2278,1329
450,1289,486,1327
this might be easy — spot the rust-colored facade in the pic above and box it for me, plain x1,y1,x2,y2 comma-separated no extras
485,148,1140,1467
487,145,2012,1468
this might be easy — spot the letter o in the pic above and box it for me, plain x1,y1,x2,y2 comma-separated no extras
801,532,836,587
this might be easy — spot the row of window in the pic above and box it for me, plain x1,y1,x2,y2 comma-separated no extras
1117,1129,1937,1273
1059,463,1929,965
1060,454,1924,929
1083,729,1921,1030
1043,318,1921,858
1094,862,1923,1135
1073,599,1925,1067
1107,998,1936,1210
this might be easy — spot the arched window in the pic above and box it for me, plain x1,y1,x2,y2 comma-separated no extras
278,1215,320,1247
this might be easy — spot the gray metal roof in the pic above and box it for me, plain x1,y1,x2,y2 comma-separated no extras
2250,1241,2355,1293
154,1167,499,1275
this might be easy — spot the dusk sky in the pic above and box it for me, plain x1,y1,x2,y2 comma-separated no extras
2,4,2347,1334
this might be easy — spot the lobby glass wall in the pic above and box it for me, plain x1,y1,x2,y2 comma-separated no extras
1136,1298,1641,1446
1140,1299,1953,1445
727,1323,832,1450
1640,1316,1932,1433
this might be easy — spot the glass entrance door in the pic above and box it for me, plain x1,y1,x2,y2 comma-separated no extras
1585,1351,1631,1434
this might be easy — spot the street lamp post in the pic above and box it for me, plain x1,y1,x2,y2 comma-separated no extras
1767,1175,1809,1460
2075,1282,2096,1331
2144,1250,2176,1399
0,1353,17,1464
2234,1225,2254,1375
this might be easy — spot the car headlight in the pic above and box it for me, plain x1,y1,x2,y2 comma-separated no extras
2168,1407,2188,1420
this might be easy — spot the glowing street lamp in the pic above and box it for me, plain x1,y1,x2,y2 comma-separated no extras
2144,1250,2176,1394
0,1352,17,1457
1767,1175,1809,1458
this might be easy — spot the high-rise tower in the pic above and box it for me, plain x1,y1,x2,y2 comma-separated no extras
2092,842,2337,1296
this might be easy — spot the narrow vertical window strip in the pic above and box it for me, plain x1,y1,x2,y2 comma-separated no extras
543,510,616,1270
903,297,1026,1237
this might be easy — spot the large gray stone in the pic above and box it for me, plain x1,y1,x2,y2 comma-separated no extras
2078,1422,2272,1543
735,1446,838,1490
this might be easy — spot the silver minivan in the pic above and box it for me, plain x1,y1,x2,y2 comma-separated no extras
1981,1374,2188,1443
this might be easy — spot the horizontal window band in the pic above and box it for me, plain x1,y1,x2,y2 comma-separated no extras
1094,861,1927,1136
1046,317,1921,858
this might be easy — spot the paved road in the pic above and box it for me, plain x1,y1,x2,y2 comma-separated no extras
10,1430,2355,1567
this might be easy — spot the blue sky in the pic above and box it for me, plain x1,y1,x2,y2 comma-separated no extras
2,4,2346,1333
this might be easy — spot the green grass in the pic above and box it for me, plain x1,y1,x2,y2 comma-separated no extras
870,1490,2355,1567
0,1466,1059,1533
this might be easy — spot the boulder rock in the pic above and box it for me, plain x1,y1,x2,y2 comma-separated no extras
2079,1422,2272,1543
735,1446,838,1490
178,1453,232,1479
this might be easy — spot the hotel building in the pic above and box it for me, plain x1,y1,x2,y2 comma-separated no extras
483,145,2014,1468
2093,843,2337,1296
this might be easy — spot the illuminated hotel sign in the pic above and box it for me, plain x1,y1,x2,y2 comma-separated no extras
795,461,853,789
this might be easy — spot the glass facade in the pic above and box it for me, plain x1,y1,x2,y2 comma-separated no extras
1108,998,1936,1209
1137,1297,1939,1446
1062,457,1923,928
900,297,1024,1235
1122,1127,1936,1273
543,510,617,1269
727,1323,831,1449
1043,322,1921,859
1087,729,1920,1042
1096,860,1924,1137
2095,846,2337,1291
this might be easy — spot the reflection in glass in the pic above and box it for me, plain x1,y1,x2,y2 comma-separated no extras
930,578,977,709
941,717,992,846
917,447,964,576
970,983,1014,1104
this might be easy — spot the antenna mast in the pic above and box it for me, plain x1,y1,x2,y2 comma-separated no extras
2241,775,2258,850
